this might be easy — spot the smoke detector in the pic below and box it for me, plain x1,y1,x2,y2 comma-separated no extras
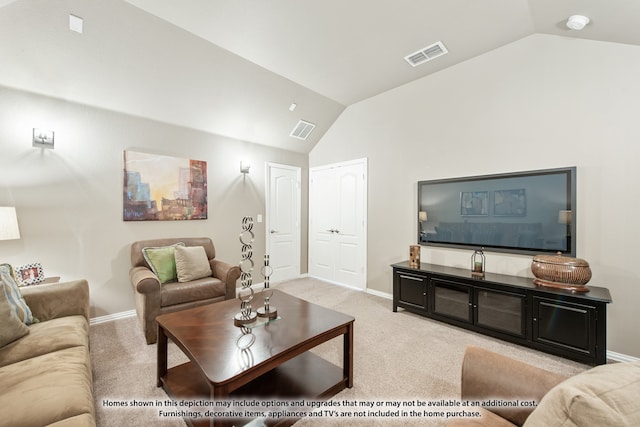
566,15,590,30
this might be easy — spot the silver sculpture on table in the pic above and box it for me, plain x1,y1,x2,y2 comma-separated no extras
234,216,257,326
257,254,277,319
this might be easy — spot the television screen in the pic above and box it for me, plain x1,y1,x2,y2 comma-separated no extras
418,167,576,257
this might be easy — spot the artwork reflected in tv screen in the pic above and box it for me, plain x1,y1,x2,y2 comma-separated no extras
418,167,576,257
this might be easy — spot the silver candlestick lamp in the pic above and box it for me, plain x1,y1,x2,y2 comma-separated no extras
257,254,277,319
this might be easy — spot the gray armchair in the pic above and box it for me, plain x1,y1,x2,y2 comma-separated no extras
129,237,240,344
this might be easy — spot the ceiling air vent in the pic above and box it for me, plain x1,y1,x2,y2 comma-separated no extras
404,41,448,67
290,120,316,140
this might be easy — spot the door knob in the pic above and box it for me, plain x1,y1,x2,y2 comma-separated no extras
270,229,279,234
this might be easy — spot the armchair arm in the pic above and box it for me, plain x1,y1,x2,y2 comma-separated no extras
210,259,240,299
21,279,90,322
129,266,161,294
460,346,567,426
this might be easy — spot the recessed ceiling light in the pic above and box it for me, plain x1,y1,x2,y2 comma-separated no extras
289,103,297,112
566,15,590,31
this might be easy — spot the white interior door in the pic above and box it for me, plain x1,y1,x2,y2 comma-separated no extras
266,163,301,283
309,167,335,279
309,159,367,290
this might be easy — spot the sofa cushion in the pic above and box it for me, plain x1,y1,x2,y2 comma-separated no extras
523,361,640,427
175,245,212,282
142,242,184,284
160,276,226,307
448,408,517,427
0,314,88,368
0,264,36,324
47,413,95,427
0,284,29,348
0,346,94,427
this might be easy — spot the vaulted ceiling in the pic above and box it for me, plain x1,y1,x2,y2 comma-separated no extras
1,0,639,153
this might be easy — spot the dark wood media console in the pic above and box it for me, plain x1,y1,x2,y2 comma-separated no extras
392,261,612,365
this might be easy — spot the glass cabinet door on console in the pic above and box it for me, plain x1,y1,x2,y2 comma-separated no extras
430,278,472,323
397,271,428,310
475,288,526,338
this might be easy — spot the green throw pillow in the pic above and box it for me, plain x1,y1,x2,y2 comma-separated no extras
142,243,185,284
0,264,37,325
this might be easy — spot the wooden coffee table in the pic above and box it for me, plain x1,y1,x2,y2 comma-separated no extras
156,289,354,427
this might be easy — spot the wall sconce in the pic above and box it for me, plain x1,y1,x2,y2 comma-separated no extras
0,207,21,241
33,128,55,149
240,161,251,174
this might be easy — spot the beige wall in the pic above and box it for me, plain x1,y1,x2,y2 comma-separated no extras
0,86,308,318
310,34,640,358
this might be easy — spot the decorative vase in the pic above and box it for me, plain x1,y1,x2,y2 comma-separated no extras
531,252,592,292
409,245,421,268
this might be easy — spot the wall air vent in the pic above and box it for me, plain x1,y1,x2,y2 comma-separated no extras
290,120,316,140
404,41,448,67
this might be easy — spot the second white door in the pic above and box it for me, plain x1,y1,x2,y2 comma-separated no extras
309,158,367,290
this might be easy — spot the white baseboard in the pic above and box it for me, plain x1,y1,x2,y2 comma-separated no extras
366,288,392,300
90,309,136,325
607,350,639,363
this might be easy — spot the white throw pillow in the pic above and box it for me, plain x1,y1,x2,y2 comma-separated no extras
174,245,213,282
523,361,640,427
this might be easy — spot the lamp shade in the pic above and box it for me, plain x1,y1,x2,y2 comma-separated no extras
558,210,572,225
419,211,428,222
0,207,20,240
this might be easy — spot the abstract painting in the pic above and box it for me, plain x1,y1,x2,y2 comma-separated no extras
123,150,207,221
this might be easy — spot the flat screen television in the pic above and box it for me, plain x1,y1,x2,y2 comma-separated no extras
418,167,576,257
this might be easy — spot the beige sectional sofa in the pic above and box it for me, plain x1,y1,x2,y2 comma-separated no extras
0,279,95,427
448,346,640,427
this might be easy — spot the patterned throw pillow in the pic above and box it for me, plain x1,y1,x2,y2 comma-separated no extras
0,264,37,325
0,282,29,347
142,243,185,284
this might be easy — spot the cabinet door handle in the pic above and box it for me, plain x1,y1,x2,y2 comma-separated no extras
400,275,423,282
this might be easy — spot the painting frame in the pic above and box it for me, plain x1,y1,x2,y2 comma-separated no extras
493,189,527,217
123,150,208,221
460,191,489,216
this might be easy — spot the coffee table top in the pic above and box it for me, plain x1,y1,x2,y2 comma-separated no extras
156,289,354,387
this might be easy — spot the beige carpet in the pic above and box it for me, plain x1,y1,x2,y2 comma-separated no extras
90,277,589,426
